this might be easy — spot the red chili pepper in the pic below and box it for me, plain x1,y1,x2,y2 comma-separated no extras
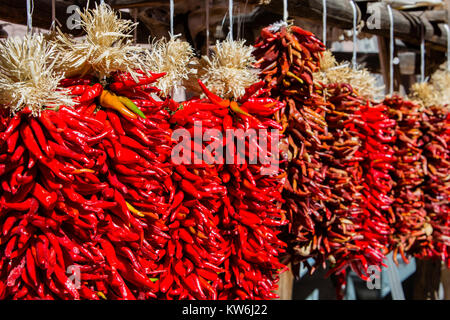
78,83,103,104
110,72,165,92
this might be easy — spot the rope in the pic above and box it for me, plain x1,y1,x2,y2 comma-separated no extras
445,24,450,72
420,21,425,82
229,0,233,40
170,0,174,35
26,0,34,33
322,0,327,44
283,0,288,23
387,4,394,95
133,9,137,44
51,0,55,30
206,0,210,57
350,0,357,69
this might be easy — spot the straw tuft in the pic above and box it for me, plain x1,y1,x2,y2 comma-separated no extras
314,50,383,101
53,3,149,80
411,64,450,107
199,39,259,99
146,35,197,96
0,34,74,116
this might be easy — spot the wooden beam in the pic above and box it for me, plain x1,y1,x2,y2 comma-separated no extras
414,10,448,23
361,2,447,51
256,0,448,52
111,1,166,9
110,0,262,9
0,0,152,42
0,0,82,35
264,0,356,30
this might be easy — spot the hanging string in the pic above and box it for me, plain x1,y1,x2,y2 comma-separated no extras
240,0,248,41
51,0,55,30
443,24,449,71
322,0,327,45
170,0,174,35
133,8,137,44
350,0,357,69
420,21,425,82
236,3,241,40
169,0,175,98
205,0,210,57
387,4,394,95
283,0,288,23
229,0,233,40
26,0,33,33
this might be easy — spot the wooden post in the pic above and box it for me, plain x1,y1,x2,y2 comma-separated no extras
377,36,390,95
447,0,450,24
275,263,294,300
377,36,401,95
441,264,450,300
413,260,442,300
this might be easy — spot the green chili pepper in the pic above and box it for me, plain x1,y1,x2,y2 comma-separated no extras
117,96,147,119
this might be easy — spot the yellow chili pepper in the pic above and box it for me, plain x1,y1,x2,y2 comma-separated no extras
97,292,107,300
126,202,159,219
230,101,251,117
72,168,95,174
99,90,138,119
117,96,146,119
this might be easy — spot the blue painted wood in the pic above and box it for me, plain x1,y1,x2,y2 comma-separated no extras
380,256,416,298
298,258,316,279
345,274,357,300
306,289,319,300
383,253,405,299
297,256,416,300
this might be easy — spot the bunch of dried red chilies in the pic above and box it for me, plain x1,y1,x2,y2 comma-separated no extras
167,80,288,299
0,22,449,300
0,72,173,299
253,23,449,292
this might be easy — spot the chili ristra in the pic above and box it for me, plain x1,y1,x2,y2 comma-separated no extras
0,70,173,300
253,24,396,299
386,97,449,266
166,79,288,300
421,105,450,266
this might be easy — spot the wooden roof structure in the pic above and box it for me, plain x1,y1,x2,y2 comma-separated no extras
0,0,448,78
1,1,448,46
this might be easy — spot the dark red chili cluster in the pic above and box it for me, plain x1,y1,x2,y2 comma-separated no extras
253,25,396,289
0,72,173,299
251,24,450,300
167,80,288,299
421,106,450,266
422,106,450,268
253,24,332,271
386,97,450,265
385,96,427,264
324,84,394,280
253,25,324,98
